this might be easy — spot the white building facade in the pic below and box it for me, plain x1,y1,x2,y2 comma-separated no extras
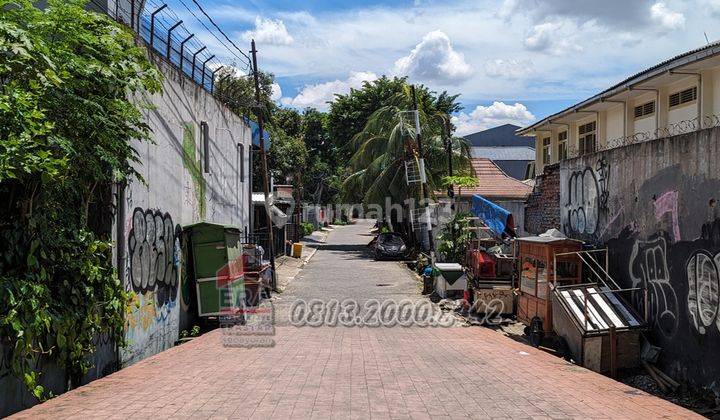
519,43,720,171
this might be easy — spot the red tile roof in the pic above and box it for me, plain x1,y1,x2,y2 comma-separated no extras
450,158,532,200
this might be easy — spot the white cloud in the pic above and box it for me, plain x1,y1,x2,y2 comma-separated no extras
393,31,473,84
505,0,655,29
485,58,534,79
497,0,519,20
710,0,720,16
188,2,719,115
452,102,536,136
271,83,282,101
650,2,685,30
524,22,582,55
242,17,294,45
281,71,378,110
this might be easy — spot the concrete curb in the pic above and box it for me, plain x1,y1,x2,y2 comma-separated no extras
274,227,330,292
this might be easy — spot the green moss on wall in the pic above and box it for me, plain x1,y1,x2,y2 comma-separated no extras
182,123,206,219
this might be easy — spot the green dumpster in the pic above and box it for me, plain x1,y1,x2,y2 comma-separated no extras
184,222,245,317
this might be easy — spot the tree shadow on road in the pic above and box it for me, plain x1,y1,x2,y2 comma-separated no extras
316,243,376,260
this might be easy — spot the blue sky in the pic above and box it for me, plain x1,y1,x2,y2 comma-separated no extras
155,0,718,135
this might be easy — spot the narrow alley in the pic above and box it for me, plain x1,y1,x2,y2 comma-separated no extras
10,221,697,419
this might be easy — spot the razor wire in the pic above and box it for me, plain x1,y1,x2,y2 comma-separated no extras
100,0,251,94
564,114,720,160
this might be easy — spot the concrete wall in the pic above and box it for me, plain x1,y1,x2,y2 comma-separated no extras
0,334,116,417
559,126,720,387
117,48,252,367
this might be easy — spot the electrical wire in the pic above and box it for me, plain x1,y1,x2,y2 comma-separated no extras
175,0,251,67
188,0,251,62
84,0,246,91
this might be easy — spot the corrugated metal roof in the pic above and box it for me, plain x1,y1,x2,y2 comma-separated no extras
470,146,536,161
518,41,720,135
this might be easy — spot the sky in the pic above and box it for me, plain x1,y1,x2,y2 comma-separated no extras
156,0,720,135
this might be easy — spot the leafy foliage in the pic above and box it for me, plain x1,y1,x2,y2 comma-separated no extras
442,175,478,196
300,222,315,237
437,212,475,263
327,76,408,164
340,82,470,208
0,0,161,398
213,67,275,121
268,128,308,183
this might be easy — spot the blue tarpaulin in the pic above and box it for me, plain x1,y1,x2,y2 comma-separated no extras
245,117,271,150
470,194,515,237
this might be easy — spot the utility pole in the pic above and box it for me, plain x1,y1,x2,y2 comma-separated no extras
411,85,434,253
444,118,455,209
250,40,277,291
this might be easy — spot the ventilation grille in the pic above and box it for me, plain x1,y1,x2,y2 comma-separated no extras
669,86,697,108
634,101,655,119
579,121,596,135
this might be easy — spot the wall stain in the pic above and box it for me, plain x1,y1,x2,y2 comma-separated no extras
182,123,205,219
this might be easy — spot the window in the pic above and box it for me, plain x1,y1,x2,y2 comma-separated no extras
578,121,596,155
634,101,655,119
201,121,210,173
558,131,568,161
238,143,245,182
542,137,551,164
669,86,697,108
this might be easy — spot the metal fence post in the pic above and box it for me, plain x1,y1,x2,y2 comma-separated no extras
210,66,225,93
179,34,195,73
166,20,183,59
191,46,207,81
149,4,168,48
201,55,216,88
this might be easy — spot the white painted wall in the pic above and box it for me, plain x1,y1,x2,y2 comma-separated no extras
606,104,624,142
117,48,252,367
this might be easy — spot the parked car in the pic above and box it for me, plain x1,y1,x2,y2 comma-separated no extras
374,232,407,260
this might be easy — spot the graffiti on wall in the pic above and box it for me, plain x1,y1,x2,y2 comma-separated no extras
653,191,681,242
563,157,610,238
686,249,720,335
128,208,182,306
628,236,679,338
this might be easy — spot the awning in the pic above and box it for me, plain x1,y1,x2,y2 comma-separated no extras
245,117,270,150
470,194,515,237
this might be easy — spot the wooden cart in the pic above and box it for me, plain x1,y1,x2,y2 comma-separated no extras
516,236,583,334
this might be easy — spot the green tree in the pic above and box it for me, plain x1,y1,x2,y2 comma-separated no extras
442,175,479,197
437,211,475,263
213,67,275,121
327,76,407,164
268,129,308,183
0,0,161,397
341,83,470,209
272,107,302,138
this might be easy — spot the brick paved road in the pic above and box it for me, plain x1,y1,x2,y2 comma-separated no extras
12,220,698,419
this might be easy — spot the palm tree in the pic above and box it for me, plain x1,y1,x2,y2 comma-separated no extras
341,84,470,235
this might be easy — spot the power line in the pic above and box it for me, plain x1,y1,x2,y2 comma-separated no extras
188,0,251,62
175,0,251,67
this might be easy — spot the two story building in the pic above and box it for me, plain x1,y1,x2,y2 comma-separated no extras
519,42,720,171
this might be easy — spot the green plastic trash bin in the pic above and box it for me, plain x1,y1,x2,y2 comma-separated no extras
184,222,245,317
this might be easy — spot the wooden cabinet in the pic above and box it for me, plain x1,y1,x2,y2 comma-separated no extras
516,237,582,333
